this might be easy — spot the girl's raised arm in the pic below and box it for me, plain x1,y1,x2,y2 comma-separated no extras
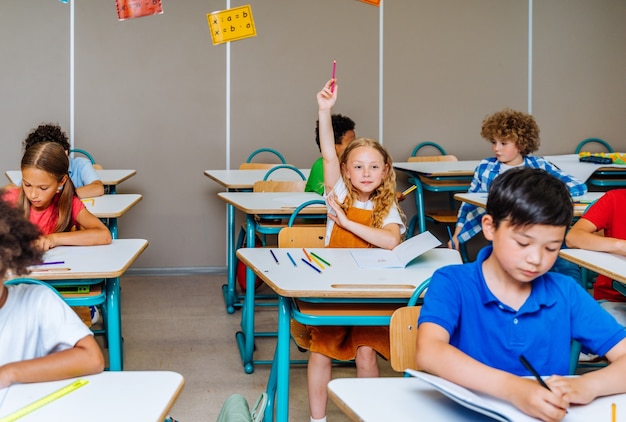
317,79,341,193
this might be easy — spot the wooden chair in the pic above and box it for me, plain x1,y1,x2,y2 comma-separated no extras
239,147,287,170
406,142,467,237
389,305,421,373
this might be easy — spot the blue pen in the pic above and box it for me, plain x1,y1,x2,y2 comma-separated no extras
447,226,455,249
301,258,321,273
270,249,279,265
287,252,297,267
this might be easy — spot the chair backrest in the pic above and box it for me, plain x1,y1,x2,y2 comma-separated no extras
278,226,326,248
278,199,327,247
408,155,458,163
389,306,421,372
409,142,457,162
253,180,306,192
70,148,103,170
4,278,63,299
575,138,614,154
253,165,308,192
410,142,447,157
240,148,287,169
262,165,306,181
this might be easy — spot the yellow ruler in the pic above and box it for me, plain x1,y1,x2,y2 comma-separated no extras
0,379,88,422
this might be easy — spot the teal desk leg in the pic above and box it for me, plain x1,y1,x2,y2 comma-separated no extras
236,214,257,374
106,277,123,370
109,218,118,240
264,295,291,422
223,203,237,314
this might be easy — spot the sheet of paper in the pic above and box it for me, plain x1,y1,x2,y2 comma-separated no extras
350,231,441,269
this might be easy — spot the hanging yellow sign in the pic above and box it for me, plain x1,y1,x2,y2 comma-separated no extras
207,5,256,45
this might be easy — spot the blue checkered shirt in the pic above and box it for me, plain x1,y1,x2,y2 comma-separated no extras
456,156,588,243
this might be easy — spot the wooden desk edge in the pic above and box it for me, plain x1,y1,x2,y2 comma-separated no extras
101,170,137,185
559,250,626,283
158,372,185,422
88,195,143,218
327,387,362,422
31,240,149,280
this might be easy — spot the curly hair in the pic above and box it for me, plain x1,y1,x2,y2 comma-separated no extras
480,108,540,155
0,193,43,279
339,138,405,230
315,114,356,150
18,142,77,233
23,123,70,152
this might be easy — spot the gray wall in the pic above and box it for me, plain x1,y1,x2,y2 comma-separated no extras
1,0,624,270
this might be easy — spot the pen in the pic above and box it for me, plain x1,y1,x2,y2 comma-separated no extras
331,60,336,92
36,261,65,266
287,252,297,267
301,258,322,274
519,355,550,391
402,185,417,196
447,226,455,249
270,249,279,265
310,252,331,267
302,248,312,262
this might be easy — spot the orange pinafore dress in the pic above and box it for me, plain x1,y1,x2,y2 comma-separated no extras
290,207,391,361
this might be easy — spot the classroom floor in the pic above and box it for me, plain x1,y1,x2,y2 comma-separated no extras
115,274,401,421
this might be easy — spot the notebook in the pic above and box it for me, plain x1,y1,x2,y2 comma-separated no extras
349,231,441,269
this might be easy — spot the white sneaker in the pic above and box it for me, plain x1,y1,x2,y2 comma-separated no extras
90,306,101,325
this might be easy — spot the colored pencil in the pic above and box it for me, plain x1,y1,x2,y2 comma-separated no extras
310,252,331,267
301,258,321,274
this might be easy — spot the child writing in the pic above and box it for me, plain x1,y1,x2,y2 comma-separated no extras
2,142,112,251
450,108,587,250
416,168,626,422
0,194,104,388
303,79,405,422
8,123,105,199
566,189,626,326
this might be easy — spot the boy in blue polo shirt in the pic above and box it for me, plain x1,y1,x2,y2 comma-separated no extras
416,167,626,422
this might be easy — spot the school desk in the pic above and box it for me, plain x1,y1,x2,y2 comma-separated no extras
5,169,136,194
82,193,142,238
0,371,183,421
235,246,463,421
327,376,626,422
544,154,626,187
559,249,626,295
218,192,326,373
204,168,311,191
216,191,325,315
15,239,149,371
454,191,605,217
393,161,478,235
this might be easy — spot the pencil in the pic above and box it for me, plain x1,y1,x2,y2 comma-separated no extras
447,226,455,249
286,252,297,267
301,258,321,274
309,254,325,270
612,403,616,422
310,252,331,267
331,60,336,92
302,248,312,262
402,185,417,196
36,261,65,266
519,355,550,391
270,249,279,265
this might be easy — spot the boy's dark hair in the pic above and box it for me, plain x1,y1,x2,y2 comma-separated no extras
486,167,573,229
23,123,70,152
314,114,355,150
0,193,43,279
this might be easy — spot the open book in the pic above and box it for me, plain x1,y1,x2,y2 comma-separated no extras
349,231,441,269
407,369,618,421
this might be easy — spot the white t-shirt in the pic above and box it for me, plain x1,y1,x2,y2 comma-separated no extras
0,283,93,365
324,178,405,245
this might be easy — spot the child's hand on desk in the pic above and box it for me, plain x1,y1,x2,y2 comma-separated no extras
36,234,56,251
509,377,569,422
546,375,596,406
